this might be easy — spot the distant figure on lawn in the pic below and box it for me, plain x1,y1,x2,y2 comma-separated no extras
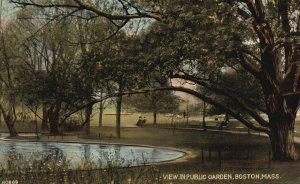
141,116,147,126
216,115,229,130
136,116,146,127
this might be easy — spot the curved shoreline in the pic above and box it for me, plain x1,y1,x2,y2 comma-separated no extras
0,137,195,166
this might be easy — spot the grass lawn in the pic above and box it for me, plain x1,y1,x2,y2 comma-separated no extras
31,126,300,184
1,112,300,183
2,106,300,132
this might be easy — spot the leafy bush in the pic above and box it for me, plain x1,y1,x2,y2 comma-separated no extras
62,118,82,131
0,153,161,184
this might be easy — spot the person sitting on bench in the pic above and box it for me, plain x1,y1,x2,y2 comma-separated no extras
136,116,142,126
141,116,147,127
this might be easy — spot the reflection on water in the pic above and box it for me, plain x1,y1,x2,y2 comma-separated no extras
0,141,184,168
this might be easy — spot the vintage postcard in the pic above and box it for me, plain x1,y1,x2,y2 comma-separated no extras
0,0,299,183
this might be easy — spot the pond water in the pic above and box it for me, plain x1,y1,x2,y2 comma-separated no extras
0,141,184,168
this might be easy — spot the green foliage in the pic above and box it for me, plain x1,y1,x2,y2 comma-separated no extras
131,1,268,120
204,69,265,116
62,117,82,131
0,152,161,184
138,1,246,74
95,32,150,92
7,8,117,127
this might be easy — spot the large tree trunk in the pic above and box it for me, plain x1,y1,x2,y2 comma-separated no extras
269,114,298,161
5,115,18,137
0,104,18,137
41,105,49,131
7,124,17,137
263,91,299,161
49,118,59,135
258,26,299,161
48,102,61,135
84,104,93,134
116,95,122,139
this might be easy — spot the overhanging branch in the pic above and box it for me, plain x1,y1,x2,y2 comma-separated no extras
62,86,270,133
171,74,269,128
152,86,270,133
238,51,261,78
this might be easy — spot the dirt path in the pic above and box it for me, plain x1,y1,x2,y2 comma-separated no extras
162,127,300,144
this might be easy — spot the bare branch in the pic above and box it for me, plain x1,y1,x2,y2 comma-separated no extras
11,0,162,21
66,19,129,45
24,103,43,120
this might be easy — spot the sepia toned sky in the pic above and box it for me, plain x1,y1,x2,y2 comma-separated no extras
1,0,15,19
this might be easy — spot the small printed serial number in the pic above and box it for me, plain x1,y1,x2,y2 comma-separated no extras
1,180,18,184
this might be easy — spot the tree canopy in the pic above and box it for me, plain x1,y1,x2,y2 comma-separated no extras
6,0,300,161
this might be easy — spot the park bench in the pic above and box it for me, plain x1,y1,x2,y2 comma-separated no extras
216,120,228,130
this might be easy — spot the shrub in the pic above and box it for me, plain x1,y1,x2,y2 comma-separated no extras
0,153,161,184
62,118,82,131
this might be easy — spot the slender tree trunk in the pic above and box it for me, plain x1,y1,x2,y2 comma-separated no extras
99,101,103,127
41,105,49,131
225,112,229,122
0,110,2,127
84,104,93,134
153,110,157,126
116,95,122,139
186,101,189,125
21,103,25,123
269,114,298,161
34,108,38,136
203,101,206,131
